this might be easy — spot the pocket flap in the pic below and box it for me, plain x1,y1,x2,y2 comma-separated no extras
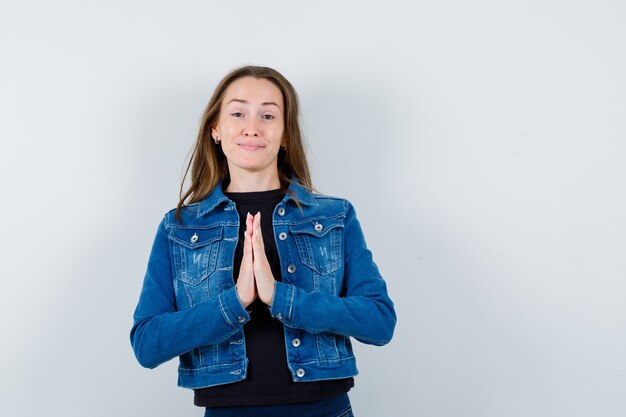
289,218,344,237
169,226,222,249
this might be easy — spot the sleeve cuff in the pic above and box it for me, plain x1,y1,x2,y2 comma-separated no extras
218,286,251,329
270,281,295,323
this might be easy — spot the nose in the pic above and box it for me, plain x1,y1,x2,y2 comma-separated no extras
244,119,259,137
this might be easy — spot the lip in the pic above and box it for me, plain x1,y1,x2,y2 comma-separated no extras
237,142,265,151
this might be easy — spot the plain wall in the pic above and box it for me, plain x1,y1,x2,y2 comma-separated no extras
1,1,625,416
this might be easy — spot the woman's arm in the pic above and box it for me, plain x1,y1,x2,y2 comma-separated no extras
270,201,396,346
130,217,250,369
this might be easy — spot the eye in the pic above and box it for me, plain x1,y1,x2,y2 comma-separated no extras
262,114,275,120
231,112,244,118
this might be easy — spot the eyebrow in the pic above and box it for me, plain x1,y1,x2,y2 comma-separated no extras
226,98,281,108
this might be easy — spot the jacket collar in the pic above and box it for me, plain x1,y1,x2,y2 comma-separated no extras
197,178,317,217
196,181,230,217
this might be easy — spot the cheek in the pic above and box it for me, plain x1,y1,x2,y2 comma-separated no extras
219,121,235,135
270,123,285,141
217,115,241,135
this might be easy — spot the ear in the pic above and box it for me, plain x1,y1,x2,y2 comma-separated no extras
211,125,218,139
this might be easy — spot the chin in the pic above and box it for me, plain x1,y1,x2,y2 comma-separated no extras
231,160,275,172
229,153,277,168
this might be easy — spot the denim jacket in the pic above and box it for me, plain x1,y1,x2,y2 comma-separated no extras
130,181,396,389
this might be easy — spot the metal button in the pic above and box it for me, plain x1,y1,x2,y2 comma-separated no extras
314,223,323,232
276,313,283,319
191,233,199,243
277,207,285,216
296,368,305,377
287,264,296,273
237,316,246,323
292,338,301,347
279,232,287,240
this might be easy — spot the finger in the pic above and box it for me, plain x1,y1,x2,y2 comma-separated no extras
237,221,257,307
243,230,252,258
246,212,253,232
254,212,261,232
252,212,265,249
242,213,253,258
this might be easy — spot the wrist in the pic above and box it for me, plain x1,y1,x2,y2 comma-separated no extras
261,280,276,306
267,281,276,306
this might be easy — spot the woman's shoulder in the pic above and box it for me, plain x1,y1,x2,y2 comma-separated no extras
299,190,358,219
161,202,203,227
311,191,350,206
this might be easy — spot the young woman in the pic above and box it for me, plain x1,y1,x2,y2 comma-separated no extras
130,65,396,417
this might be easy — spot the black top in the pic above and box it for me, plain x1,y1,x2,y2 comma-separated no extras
194,188,353,407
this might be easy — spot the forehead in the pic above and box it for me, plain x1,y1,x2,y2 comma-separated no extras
223,76,284,106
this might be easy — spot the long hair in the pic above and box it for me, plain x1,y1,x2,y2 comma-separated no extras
175,65,313,222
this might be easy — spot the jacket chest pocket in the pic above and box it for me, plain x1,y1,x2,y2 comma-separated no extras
169,226,222,285
290,218,343,275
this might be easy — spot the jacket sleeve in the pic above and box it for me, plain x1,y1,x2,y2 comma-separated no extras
270,201,396,346
129,215,250,369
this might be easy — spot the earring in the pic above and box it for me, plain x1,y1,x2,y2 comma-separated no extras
281,144,286,150
213,136,220,144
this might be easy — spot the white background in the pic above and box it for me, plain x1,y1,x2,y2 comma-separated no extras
1,1,625,416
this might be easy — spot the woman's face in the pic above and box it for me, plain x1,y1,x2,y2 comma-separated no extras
212,76,285,179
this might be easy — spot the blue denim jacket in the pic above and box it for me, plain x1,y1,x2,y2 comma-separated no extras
130,181,396,389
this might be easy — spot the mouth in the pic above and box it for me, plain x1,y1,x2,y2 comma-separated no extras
237,142,265,151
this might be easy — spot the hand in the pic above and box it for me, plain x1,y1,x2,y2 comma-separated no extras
235,213,257,308
251,212,276,306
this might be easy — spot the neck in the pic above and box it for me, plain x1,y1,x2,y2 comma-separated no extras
225,166,281,193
